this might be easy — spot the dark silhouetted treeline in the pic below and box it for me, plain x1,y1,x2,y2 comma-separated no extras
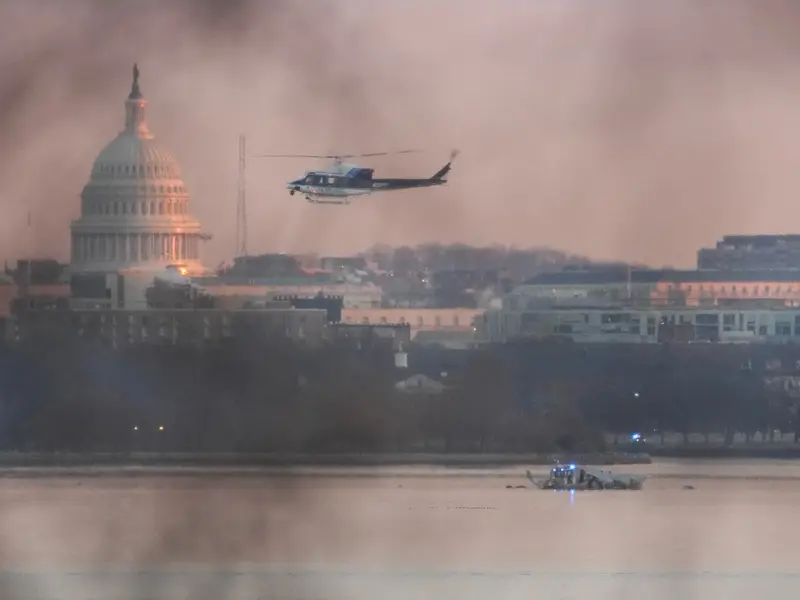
490,340,800,445
0,335,798,453
412,340,800,446
0,335,602,454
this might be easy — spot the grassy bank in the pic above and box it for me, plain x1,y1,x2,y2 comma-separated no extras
0,451,652,469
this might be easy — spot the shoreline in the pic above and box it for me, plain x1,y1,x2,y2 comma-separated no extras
0,451,649,469
0,447,797,471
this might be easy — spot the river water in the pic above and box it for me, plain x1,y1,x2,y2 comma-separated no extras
0,459,799,599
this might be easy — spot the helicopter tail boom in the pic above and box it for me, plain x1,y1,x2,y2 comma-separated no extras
429,149,459,182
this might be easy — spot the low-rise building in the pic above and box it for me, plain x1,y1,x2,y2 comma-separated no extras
482,264,800,344
697,234,800,270
340,307,484,349
342,307,482,334
9,303,328,349
508,265,800,311
199,278,383,309
480,306,800,343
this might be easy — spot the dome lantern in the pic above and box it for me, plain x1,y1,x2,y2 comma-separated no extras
124,63,152,140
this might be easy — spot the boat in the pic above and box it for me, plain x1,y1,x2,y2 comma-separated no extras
526,463,645,491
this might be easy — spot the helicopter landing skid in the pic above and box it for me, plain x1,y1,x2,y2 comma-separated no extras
305,195,350,205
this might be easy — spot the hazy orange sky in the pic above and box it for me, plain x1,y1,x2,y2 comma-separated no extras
2,0,800,269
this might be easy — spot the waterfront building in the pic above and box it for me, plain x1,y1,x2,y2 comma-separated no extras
482,264,800,344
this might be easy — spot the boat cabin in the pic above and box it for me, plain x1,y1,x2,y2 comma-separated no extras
549,464,589,487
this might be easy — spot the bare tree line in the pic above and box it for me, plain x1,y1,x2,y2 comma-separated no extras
0,335,797,454
362,243,595,280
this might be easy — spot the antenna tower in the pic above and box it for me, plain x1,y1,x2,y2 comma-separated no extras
236,134,248,257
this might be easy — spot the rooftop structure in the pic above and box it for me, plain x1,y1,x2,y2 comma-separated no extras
512,266,800,311
697,234,800,270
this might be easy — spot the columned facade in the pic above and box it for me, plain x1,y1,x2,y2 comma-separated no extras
70,232,202,264
70,63,209,274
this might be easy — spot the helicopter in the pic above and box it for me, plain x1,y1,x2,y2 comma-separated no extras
256,149,459,205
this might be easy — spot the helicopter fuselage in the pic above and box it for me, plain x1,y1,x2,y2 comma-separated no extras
287,161,451,205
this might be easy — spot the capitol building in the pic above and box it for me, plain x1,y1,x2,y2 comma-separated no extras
70,64,209,276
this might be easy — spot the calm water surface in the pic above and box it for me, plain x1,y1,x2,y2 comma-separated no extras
0,460,798,599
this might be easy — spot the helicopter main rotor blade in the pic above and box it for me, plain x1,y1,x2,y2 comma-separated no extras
254,149,421,160
254,154,334,159
354,149,420,158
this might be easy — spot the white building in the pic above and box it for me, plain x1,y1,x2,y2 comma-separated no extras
480,264,800,344
70,64,209,275
480,304,800,344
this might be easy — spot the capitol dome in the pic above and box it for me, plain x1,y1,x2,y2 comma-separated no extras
70,64,209,274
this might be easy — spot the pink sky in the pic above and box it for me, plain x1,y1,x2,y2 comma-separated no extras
2,0,800,268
